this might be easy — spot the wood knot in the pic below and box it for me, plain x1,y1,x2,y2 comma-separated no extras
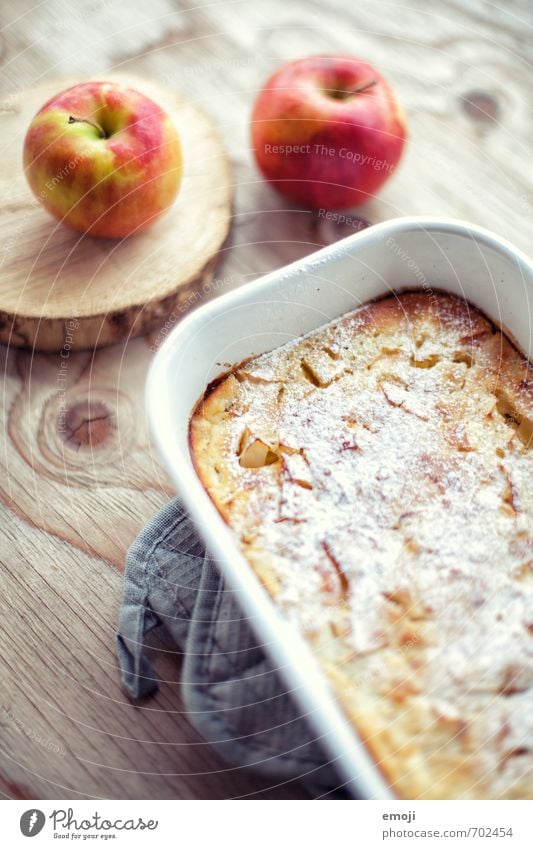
59,399,114,449
460,90,500,124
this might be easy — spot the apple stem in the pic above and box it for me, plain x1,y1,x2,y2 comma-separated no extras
350,79,377,95
68,115,107,138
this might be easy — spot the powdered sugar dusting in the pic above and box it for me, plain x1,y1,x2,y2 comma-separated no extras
191,291,533,798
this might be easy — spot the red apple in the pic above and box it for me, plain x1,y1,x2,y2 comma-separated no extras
23,81,183,238
251,56,407,209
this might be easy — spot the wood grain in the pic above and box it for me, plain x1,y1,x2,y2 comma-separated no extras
0,0,532,800
0,76,232,351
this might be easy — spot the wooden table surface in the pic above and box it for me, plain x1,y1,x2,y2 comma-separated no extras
0,0,531,800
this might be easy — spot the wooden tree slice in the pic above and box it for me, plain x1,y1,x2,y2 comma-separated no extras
0,76,232,351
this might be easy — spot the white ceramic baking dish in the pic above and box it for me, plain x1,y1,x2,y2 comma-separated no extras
146,217,533,799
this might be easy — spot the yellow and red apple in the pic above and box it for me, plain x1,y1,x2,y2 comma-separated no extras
251,56,407,209
23,81,183,238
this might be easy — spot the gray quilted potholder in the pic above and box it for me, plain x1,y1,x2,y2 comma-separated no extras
116,497,343,792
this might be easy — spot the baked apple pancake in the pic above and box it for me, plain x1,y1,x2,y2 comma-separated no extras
190,291,533,799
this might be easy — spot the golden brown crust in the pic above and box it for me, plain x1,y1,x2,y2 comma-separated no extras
190,291,533,799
